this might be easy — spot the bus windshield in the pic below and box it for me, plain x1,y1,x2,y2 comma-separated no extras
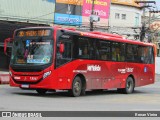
10,37,53,66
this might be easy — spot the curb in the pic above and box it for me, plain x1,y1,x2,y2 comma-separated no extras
0,74,9,84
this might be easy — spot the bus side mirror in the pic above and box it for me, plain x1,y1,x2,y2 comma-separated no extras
4,38,13,56
59,43,64,54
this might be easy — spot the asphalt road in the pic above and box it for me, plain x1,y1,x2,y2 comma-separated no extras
0,75,160,112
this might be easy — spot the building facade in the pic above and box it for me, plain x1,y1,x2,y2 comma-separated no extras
0,0,55,24
109,0,142,40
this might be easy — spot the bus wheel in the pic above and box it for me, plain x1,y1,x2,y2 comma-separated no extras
69,77,82,97
36,89,47,95
123,77,135,94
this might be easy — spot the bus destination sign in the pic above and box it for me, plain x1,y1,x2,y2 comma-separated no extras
16,29,51,37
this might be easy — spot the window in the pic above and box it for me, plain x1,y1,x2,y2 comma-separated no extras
140,46,154,64
126,44,154,64
122,14,126,20
148,47,154,64
126,44,138,62
61,41,72,59
98,41,111,60
115,13,120,19
73,36,97,60
112,42,125,62
73,36,93,59
56,35,72,67
135,13,139,27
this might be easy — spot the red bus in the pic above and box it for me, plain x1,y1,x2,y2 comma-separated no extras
4,26,156,97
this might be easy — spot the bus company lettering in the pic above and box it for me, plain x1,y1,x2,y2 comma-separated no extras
87,65,101,71
118,68,134,73
118,69,126,74
86,0,108,6
126,68,134,72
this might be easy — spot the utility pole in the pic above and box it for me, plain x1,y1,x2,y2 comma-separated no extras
140,2,147,42
90,0,95,31
135,0,156,42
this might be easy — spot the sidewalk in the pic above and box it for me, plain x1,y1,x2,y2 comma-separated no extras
155,74,160,82
0,71,9,74
0,71,9,84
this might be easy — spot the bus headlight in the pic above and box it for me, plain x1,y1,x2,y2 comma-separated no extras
43,71,51,79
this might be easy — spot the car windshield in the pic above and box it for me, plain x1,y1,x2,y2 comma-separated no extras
10,37,53,65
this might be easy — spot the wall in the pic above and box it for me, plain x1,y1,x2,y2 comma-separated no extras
0,0,55,24
109,4,142,39
156,57,160,74
110,4,142,27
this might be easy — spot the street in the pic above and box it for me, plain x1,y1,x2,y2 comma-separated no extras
0,75,160,112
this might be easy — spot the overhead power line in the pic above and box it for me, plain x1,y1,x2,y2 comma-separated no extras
135,1,156,4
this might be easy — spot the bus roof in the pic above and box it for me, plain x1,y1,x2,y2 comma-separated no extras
60,27,154,47
63,28,153,47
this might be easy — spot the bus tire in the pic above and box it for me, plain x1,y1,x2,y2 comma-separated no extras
81,88,86,96
36,89,47,95
123,77,135,94
69,76,82,97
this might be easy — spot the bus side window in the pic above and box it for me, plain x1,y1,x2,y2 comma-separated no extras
142,46,154,64
126,44,135,62
112,47,120,61
137,46,143,63
61,41,72,59
120,43,125,61
77,37,90,59
88,39,95,59
94,40,100,59
98,41,111,61
148,47,154,64
132,45,138,62
112,42,124,62
81,46,89,59
56,41,72,67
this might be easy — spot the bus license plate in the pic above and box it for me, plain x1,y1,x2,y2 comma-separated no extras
21,84,29,88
